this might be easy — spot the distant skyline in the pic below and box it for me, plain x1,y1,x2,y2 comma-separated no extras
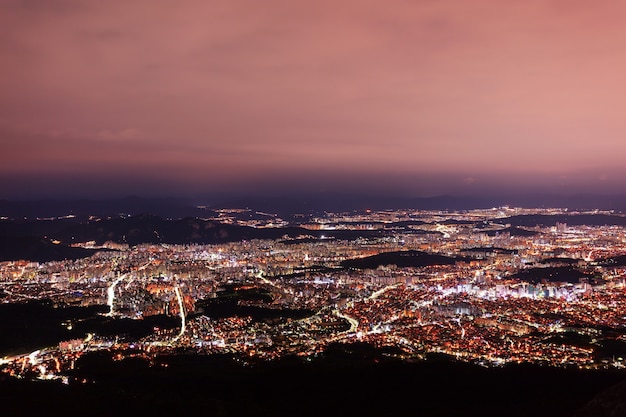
2,0,626,198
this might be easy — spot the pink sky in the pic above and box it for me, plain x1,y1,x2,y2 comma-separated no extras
2,0,626,197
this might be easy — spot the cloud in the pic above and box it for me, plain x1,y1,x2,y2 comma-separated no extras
1,0,626,197
95,128,142,141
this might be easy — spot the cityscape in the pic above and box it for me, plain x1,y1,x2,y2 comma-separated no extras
4,0,626,415
3,206,626,391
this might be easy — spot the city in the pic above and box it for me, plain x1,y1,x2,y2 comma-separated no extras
3,206,626,387
4,1,626,415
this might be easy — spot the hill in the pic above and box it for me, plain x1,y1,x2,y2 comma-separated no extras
1,347,624,417
0,214,391,261
0,235,99,263
510,266,592,284
341,250,458,269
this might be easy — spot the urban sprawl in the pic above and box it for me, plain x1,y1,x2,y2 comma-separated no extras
2,206,626,383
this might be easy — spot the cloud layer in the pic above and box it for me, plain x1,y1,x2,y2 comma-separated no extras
2,0,626,197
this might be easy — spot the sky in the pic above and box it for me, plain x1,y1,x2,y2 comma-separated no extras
2,0,626,199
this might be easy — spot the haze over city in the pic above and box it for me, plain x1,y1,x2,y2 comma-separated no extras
2,0,626,198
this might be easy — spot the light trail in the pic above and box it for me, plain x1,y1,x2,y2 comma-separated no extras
27,350,41,366
368,283,401,300
106,263,150,316
453,318,465,339
172,285,186,343
254,268,293,296
333,309,359,333
106,274,126,316
255,268,277,288
435,224,452,238
0,288,38,301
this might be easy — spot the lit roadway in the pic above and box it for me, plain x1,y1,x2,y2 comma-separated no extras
368,283,402,300
327,283,409,342
106,274,127,316
253,268,294,297
334,283,401,335
435,224,453,238
0,287,38,301
171,285,186,343
106,262,150,316
333,309,359,334
105,262,187,346
256,267,360,335
143,285,186,347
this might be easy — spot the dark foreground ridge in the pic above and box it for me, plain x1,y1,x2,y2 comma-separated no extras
1,345,625,417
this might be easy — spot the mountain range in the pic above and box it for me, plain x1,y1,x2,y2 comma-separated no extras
3,193,626,219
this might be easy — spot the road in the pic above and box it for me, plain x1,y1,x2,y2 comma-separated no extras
333,309,359,333
106,274,127,316
106,262,150,316
171,285,186,343
368,283,402,300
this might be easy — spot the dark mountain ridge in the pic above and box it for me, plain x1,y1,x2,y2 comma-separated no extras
0,235,99,263
49,214,363,246
0,196,203,219
3,193,626,220
0,214,386,261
